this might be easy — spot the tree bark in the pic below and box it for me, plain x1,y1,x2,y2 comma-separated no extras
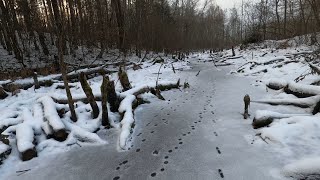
101,76,110,128
79,72,99,119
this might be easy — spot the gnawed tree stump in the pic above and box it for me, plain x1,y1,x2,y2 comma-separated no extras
79,72,99,119
101,76,110,128
118,66,132,91
107,80,120,112
0,86,8,99
243,95,250,119
133,64,142,71
33,72,40,89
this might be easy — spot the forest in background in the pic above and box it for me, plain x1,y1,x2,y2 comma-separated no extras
0,0,320,68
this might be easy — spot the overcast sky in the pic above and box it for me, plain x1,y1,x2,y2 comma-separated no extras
215,0,243,10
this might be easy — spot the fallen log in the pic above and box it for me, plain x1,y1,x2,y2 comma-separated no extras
2,68,113,92
252,95,320,108
38,96,68,141
118,81,181,149
16,123,37,161
252,110,310,129
266,79,288,90
284,82,320,98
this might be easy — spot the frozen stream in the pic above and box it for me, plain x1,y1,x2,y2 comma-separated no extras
5,62,285,180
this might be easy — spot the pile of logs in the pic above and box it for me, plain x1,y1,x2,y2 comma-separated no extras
0,64,182,160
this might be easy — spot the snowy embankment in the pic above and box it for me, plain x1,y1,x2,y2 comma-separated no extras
0,54,190,175
220,36,320,178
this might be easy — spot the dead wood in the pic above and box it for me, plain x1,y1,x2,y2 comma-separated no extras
101,76,110,128
79,72,99,119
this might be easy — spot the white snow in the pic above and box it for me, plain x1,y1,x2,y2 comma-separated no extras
118,94,136,149
38,96,65,131
283,157,320,178
16,123,34,152
0,143,10,154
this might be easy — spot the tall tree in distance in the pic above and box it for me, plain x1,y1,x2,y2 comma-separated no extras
50,0,77,121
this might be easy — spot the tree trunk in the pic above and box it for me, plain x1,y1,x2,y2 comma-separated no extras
50,0,77,122
111,0,125,51
101,76,110,128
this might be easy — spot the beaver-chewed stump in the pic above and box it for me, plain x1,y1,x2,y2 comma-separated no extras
0,86,8,99
118,66,132,91
79,72,99,119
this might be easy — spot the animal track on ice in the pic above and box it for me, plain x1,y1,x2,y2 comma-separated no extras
216,147,221,154
113,176,120,180
218,169,224,178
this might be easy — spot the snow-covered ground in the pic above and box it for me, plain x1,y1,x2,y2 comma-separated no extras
0,36,320,179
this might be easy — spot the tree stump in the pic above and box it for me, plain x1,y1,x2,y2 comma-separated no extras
79,72,99,118
232,46,235,56
0,86,8,99
107,80,120,112
101,76,110,128
118,66,132,91
243,94,250,119
33,72,40,89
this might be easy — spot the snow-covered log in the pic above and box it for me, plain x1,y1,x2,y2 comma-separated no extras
266,79,288,90
283,157,320,180
38,96,67,141
64,121,106,144
53,80,180,104
253,95,320,108
118,95,136,149
2,68,112,92
252,110,310,129
16,123,37,161
284,82,320,98
117,81,180,149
